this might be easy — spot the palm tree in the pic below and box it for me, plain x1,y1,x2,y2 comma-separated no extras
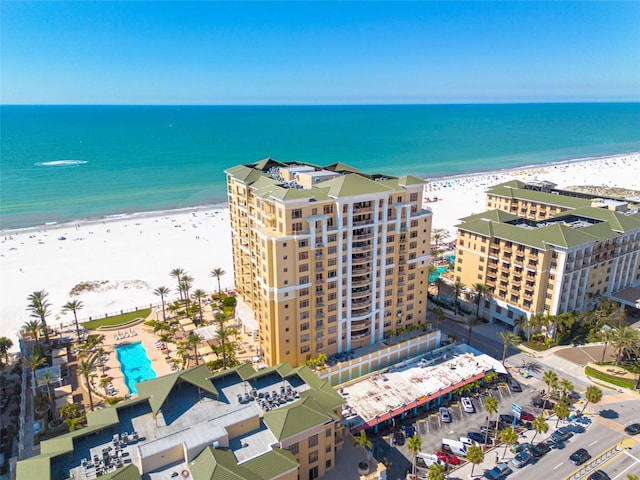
180,275,194,315
434,277,445,302
100,377,111,397
170,268,186,301
453,281,466,315
40,371,58,420
187,333,203,366
154,286,171,321
611,326,640,365
78,359,96,412
0,337,13,366
499,427,518,459
26,354,47,378
559,378,574,402
406,433,422,478
433,306,445,330
22,319,41,343
627,475,639,480
472,282,490,320
484,371,498,385
27,290,52,345
191,289,207,324
582,385,603,414
210,268,226,302
483,396,498,446
598,325,614,362
466,444,484,476
64,416,84,432
498,331,520,363
530,416,549,443
554,312,577,342
553,401,570,427
543,370,558,394
354,430,372,470
428,463,446,480
214,312,232,368
62,299,84,343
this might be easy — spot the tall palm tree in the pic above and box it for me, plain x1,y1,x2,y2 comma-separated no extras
611,326,640,365
559,378,574,402
434,277,444,302
170,268,186,301
554,312,577,342
498,331,520,363
406,433,422,478
214,312,232,368
582,385,603,414
428,463,446,480
191,289,207,324
466,444,484,476
453,281,466,315
22,319,41,343
27,290,52,345
354,430,372,468
543,370,558,394
598,325,614,362
210,268,226,302
553,401,570,427
62,299,84,343
40,370,58,420
433,306,445,330
64,416,84,432
483,396,498,446
26,354,47,378
499,427,518,459
472,282,491,321
154,286,171,321
180,275,194,315
530,416,549,443
78,359,96,411
187,333,203,366
0,337,13,366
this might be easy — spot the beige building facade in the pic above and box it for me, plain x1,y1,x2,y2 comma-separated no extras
453,181,640,327
226,158,432,367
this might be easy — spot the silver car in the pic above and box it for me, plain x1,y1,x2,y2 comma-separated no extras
439,407,452,423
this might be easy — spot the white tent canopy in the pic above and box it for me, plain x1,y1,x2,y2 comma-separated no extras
235,297,259,333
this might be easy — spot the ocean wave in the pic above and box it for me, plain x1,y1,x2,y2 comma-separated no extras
35,160,88,167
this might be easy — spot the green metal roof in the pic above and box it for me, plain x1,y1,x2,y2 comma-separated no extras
224,165,256,182
189,447,262,480
252,157,286,172
263,396,336,441
99,464,142,480
487,184,591,209
324,161,361,173
459,209,521,224
397,175,426,186
299,384,344,411
242,448,299,479
318,173,396,198
566,206,640,232
16,453,55,480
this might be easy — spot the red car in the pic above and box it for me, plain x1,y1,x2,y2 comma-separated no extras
436,451,460,465
520,411,535,421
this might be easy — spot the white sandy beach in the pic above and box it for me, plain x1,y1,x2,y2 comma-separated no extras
1,153,639,347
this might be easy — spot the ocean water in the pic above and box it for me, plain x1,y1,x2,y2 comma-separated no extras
1,103,639,230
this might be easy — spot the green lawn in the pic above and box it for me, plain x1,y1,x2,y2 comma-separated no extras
82,308,152,330
584,366,636,390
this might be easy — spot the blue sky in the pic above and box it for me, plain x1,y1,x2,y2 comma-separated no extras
1,1,639,104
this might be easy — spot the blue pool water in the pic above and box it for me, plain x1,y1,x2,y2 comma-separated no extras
115,342,156,395
429,266,449,283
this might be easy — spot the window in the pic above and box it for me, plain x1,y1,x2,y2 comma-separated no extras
326,428,332,437
292,209,302,219
300,322,310,331
301,345,310,353
300,299,309,308
309,466,319,480
299,264,309,273
292,222,303,232
309,450,319,464
289,442,299,455
299,251,309,260
326,443,332,453
299,239,308,248
309,434,318,448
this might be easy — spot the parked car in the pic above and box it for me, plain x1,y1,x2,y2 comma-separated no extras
532,396,554,409
511,450,533,469
587,471,610,480
467,431,492,445
404,424,416,439
484,462,512,480
506,376,522,392
551,427,574,443
567,423,585,434
530,442,551,459
439,407,452,423
520,410,535,421
393,429,405,446
575,415,592,427
570,448,591,465
461,396,475,413
624,423,640,435
436,451,460,465
542,438,558,450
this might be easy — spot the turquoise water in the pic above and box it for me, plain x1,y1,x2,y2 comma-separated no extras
1,104,639,229
115,341,156,395
429,266,449,283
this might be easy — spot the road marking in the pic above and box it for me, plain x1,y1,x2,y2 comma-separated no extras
553,462,563,469
588,440,598,446
624,449,640,463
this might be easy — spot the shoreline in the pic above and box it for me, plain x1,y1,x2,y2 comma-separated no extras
2,151,638,234
1,151,639,348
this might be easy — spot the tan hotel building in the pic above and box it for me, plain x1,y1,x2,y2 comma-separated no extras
225,158,432,367
453,180,640,327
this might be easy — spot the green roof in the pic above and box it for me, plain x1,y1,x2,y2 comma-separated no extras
487,184,591,209
397,175,426,187
318,173,395,198
189,447,262,480
459,209,521,224
16,453,55,480
242,448,299,479
566,206,640,232
136,364,218,416
252,157,286,172
99,464,142,480
324,161,361,173
224,165,257,182
263,396,337,441
299,383,344,411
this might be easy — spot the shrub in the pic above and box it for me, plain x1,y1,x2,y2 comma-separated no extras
222,296,237,307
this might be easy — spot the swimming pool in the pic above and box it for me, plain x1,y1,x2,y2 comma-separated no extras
429,266,449,283
115,342,156,395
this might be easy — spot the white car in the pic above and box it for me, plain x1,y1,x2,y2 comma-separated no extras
461,397,475,413
439,407,452,423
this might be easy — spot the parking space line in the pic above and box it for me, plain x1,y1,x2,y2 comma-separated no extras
553,462,563,469
588,440,598,447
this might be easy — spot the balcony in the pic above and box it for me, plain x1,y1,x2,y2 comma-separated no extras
351,319,369,329
352,216,373,226
351,330,370,340
352,297,372,308
353,231,374,241
352,265,372,275
351,305,371,316
351,278,372,287
351,255,372,265
352,244,373,253
351,287,371,299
